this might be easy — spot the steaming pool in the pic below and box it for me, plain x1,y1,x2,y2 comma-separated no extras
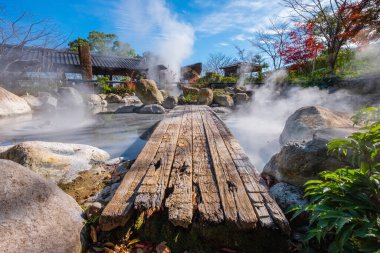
0,108,164,160
0,107,272,171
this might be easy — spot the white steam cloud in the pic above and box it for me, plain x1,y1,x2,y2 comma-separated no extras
225,70,368,171
116,0,194,84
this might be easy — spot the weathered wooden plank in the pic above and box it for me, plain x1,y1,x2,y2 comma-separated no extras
99,108,182,231
208,110,290,233
201,106,257,229
192,107,224,223
134,107,185,211
165,106,194,228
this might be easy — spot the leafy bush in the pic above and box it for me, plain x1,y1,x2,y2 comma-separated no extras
198,72,238,84
292,121,380,252
182,93,199,104
97,76,111,93
352,105,380,126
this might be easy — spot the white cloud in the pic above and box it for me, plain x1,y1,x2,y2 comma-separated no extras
232,34,253,41
196,0,291,35
217,42,230,47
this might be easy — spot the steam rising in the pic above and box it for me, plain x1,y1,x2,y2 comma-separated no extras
116,0,194,84
226,70,367,171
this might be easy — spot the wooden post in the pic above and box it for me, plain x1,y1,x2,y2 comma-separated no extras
78,44,93,81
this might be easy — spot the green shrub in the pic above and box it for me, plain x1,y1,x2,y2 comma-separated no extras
291,120,380,252
97,76,111,93
182,93,199,104
352,105,380,126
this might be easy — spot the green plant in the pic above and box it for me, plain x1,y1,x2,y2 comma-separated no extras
97,76,111,93
352,105,380,126
182,93,199,104
291,121,380,252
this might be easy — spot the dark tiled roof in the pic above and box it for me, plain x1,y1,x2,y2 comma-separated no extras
1,45,143,70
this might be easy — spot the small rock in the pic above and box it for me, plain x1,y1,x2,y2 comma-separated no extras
106,94,123,103
115,105,139,113
138,104,166,114
212,107,232,114
233,93,250,105
162,96,178,109
269,183,307,212
214,94,234,107
57,87,84,107
85,202,103,218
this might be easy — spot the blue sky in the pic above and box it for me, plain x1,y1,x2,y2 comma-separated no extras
2,0,289,66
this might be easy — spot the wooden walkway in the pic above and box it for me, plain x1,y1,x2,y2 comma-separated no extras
100,105,289,233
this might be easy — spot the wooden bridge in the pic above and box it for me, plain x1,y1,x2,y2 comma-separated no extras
100,105,289,234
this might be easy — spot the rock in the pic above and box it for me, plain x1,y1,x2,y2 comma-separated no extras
21,94,43,109
115,105,140,113
38,92,58,111
224,87,234,93
85,202,103,219
138,104,166,114
135,79,164,105
182,86,199,97
269,183,308,212
87,94,103,106
122,95,142,105
233,93,250,105
234,86,246,93
212,107,232,114
101,99,108,106
214,94,234,107
262,136,348,187
99,94,107,100
0,159,83,253
280,106,353,146
178,95,185,105
0,87,31,117
162,96,178,109
57,87,84,107
0,141,110,183
106,93,123,103
197,88,213,105
160,89,169,99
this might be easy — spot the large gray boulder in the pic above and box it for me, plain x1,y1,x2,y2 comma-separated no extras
0,87,31,117
57,87,84,107
162,95,178,109
214,94,234,107
0,159,83,253
138,104,166,114
135,79,164,105
0,141,110,183
198,88,213,105
262,135,348,187
280,106,353,145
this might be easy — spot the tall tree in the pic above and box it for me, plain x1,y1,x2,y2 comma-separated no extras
250,21,289,70
283,0,379,73
68,31,136,57
203,52,236,75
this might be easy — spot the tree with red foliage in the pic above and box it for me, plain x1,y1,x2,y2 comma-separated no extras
278,23,323,71
284,0,380,74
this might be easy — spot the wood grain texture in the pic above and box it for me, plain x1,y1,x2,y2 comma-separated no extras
100,105,289,233
165,106,194,228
